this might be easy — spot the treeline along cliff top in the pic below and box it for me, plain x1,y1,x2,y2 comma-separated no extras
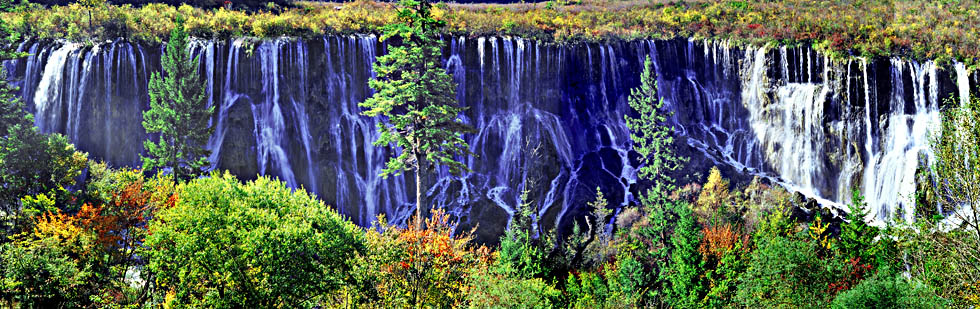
4,0,980,67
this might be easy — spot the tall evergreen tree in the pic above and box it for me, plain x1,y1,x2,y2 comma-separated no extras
142,18,214,183
625,56,688,303
665,201,705,307
360,0,473,228
839,190,880,264
626,56,686,207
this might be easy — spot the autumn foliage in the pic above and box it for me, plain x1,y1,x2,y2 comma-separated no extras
828,257,874,295
699,224,743,261
7,0,980,64
356,209,491,307
30,177,158,254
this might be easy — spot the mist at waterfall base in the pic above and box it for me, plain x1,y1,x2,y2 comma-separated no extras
6,36,978,242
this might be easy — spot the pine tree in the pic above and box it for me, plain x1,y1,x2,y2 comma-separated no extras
495,189,550,279
626,56,686,208
839,190,880,264
360,0,473,228
664,201,705,307
625,56,688,304
142,17,214,183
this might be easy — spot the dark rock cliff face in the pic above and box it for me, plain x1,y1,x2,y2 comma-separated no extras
5,36,978,242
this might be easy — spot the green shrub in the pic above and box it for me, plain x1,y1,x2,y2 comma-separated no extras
0,229,97,307
736,234,843,307
566,271,610,308
143,172,364,307
830,271,947,308
564,254,649,308
467,273,561,308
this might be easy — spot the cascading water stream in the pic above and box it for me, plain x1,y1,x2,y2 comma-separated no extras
956,62,971,106
253,40,298,187
33,43,75,134
205,39,241,173
863,60,940,222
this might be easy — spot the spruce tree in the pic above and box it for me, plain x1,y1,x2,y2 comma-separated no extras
839,190,881,265
360,0,473,228
626,56,686,208
625,56,688,303
142,18,214,183
665,201,706,307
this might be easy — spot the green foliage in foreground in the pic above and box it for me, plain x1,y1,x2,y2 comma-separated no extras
1,166,172,307
468,273,561,308
933,95,980,240
0,235,94,307
911,94,980,306
664,201,705,307
144,172,364,307
0,121,88,220
830,270,947,309
736,233,844,307
0,163,965,308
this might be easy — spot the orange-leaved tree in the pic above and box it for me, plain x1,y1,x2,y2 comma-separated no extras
355,209,490,307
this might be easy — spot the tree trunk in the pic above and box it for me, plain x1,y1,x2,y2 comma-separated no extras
415,165,422,230
172,133,178,188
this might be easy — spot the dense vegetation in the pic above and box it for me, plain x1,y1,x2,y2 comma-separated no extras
3,0,980,307
5,0,980,66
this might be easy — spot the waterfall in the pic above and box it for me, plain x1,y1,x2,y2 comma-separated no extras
33,43,76,133
10,37,974,239
956,62,971,106
253,40,297,187
862,60,940,222
206,39,241,174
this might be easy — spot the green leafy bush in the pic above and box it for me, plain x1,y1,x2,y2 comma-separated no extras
736,234,843,307
143,172,364,307
0,221,98,307
830,271,947,308
467,273,561,308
